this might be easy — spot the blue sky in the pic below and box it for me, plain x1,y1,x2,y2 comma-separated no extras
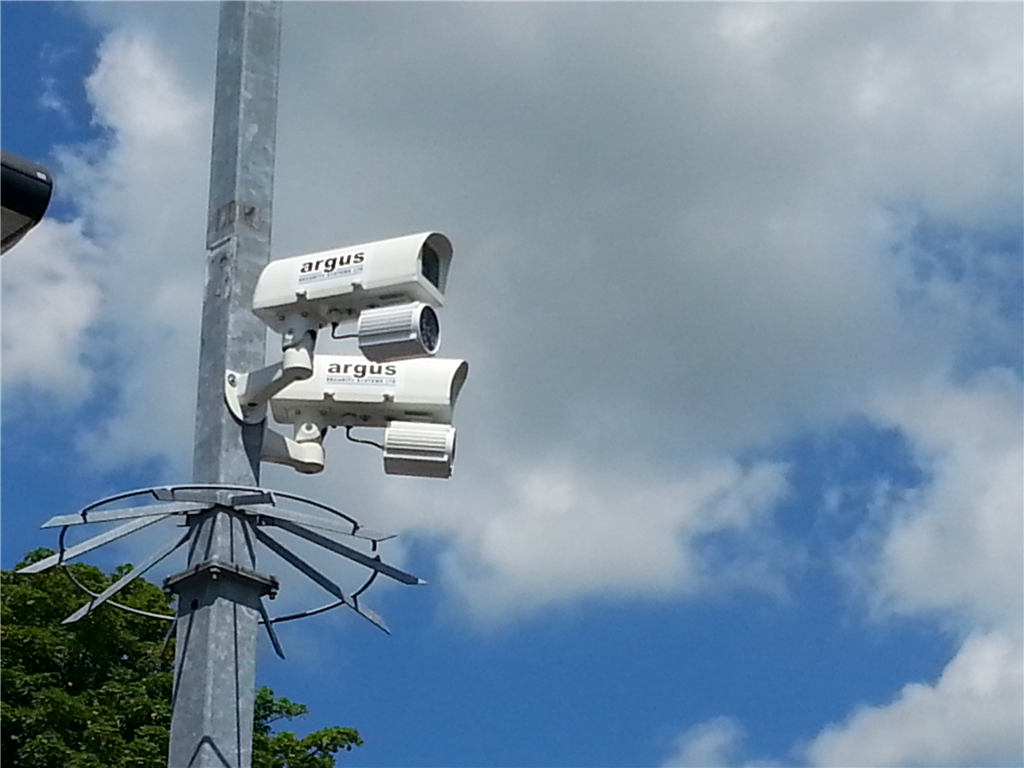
1,3,1021,767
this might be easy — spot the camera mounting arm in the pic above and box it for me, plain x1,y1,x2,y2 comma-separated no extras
224,319,326,473
224,318,317,424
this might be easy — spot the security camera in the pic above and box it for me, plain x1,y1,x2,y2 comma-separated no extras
269,354,468,430
262,354,468,478
252,231,452,361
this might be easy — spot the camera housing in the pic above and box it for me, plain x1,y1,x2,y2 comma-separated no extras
252,231,452,334
269,354,468,429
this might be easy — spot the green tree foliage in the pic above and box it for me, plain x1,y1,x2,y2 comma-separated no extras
1,549,361,767
253,689,362,768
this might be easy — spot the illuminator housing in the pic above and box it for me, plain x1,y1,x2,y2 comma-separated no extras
383,421,457,479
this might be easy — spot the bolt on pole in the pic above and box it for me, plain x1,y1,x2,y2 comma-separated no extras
167,2,282,766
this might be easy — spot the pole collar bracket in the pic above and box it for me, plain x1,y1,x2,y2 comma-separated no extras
163,558,280,599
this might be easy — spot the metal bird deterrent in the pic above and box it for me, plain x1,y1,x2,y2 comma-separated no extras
18,483,424,658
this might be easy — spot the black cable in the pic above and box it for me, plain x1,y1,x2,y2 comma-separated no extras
344,426,384,451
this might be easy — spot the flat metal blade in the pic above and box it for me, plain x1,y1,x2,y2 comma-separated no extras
18,514,175,574
255,528,390,633
264,516,425,586
41,501,204,529
246,504,394,542
256,598,286,658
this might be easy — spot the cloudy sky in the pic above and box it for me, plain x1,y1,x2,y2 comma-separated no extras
2,2,1022,766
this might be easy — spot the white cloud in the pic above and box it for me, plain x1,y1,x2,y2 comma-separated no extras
804,630,1024,768
38,76,69,116
7,28,213,470
85,31,201,144
419,457,791,621
779,371,1022,767
664,716,747,768
666,631,1024,768
862,370,1024,631
1,219,103,397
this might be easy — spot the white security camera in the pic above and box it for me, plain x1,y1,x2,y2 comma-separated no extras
263,354,468,478
252,231,452,361
270,354,468,429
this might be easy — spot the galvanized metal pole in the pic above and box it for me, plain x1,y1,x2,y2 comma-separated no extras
167,2,282,766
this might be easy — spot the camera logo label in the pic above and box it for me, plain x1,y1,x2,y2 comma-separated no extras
326,361,397,386
297,252,365,284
